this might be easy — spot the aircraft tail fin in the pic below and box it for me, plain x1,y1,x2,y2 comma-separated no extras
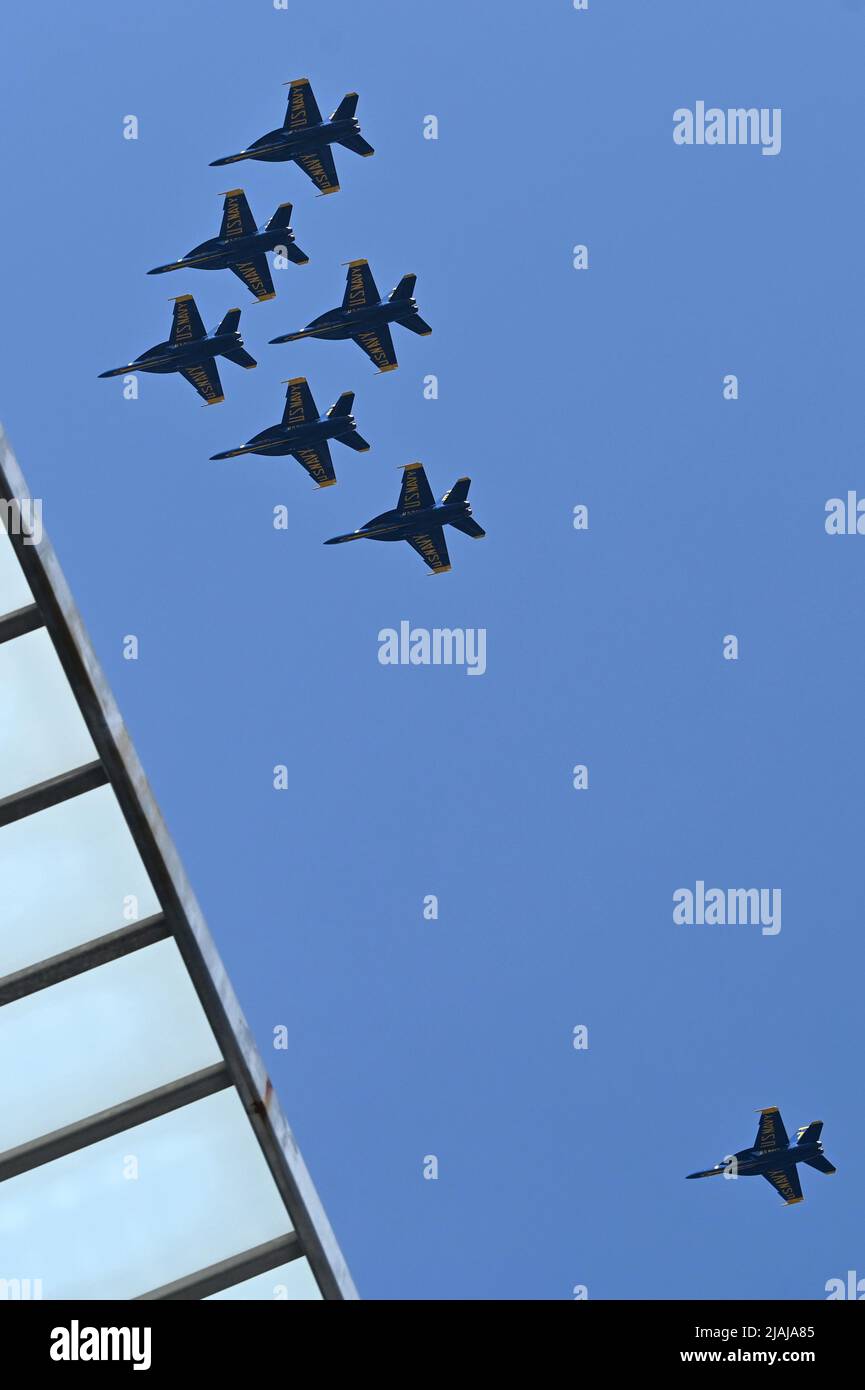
442,477,471,506
389,273,417,303
802,1153,837,1175
328,391,355,418
331,92,359,123
217,308,242,337
797,1121,824,1145
266,202,294,231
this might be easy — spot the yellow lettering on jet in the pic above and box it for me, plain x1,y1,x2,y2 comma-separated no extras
298,448,326,483
288,384,306,423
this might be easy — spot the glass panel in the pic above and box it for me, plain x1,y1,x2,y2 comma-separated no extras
0,939,221,1151
0,628,97,800
0,510,33,617
0,785,160,977
0,1089,291,1299
208,1257,322,1300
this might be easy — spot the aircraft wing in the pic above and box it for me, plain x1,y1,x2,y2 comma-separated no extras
406,528,451,575
754,1107,789,1152
178,360,224,405
219,189,257,240
397,462,435,513
170,295,207,345
291,441,335,488
763,1167,803,1205
284,77,322,130
229,256,276,302
282,377,319,426
343,259,381,309
352,323,397,373
295,146,340,195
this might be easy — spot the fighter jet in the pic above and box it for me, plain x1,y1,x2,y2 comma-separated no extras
324,463,485,574
686,1108,836,1205
147,190,308,303
210,77,373,196
270,260,431,373
211,377,370,489
98,295,255,405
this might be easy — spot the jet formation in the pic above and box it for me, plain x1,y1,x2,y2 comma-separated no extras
99,76,484,571
210,77,374,196
687,1107,836,1205
270,259,431,374
325,462,485,574
148,190,308,302
99,295,255,405
211,377,369,488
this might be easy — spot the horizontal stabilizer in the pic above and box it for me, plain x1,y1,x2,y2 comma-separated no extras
399,313,432,336
338,132,375,157
339,431,370,453
449,516,485,540
802,1153,836,1175
223,347,257,370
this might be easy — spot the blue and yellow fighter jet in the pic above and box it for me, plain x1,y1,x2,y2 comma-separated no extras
324,462,485,574
269,259,431,373
210,77,373,196
687,1108,836,1205
98,295,255,405
211,377,369,488
148,190,308,303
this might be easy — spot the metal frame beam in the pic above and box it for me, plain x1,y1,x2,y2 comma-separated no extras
0,602,43,644
0,913,170,1006
0,1063,231,1183
136,1233,304,1301
0,426,357,1300
0,760,108,829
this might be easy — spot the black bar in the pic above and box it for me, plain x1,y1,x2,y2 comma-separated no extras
0,760,108,829
0,913,171,1007
0,1063,231,1183
0,601,43,645
136,1233,303,1301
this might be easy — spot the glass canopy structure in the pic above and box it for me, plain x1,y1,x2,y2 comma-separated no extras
0,426,357,1301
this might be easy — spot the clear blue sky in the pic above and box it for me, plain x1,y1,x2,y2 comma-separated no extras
2,0,863,1298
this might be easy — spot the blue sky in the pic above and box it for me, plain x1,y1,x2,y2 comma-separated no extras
2,0,863,1298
